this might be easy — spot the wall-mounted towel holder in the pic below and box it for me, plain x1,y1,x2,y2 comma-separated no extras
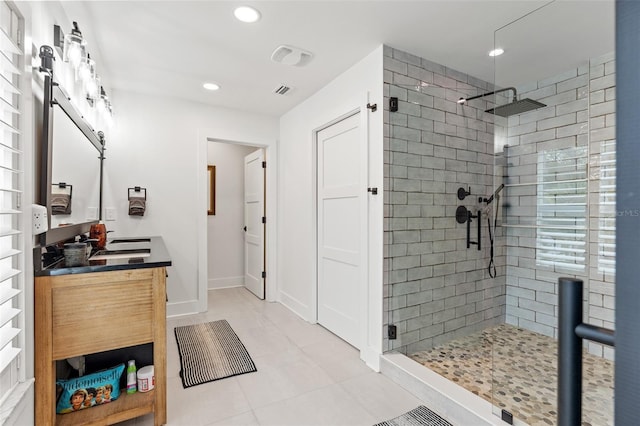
128,186,146,200
128,186,147,216
51,183,72,215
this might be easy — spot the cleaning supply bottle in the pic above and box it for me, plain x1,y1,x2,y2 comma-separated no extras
126,360,137,394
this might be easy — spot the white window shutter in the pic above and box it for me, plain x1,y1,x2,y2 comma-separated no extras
0,0,24,405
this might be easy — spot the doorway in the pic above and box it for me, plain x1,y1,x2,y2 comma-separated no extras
207,141,265,299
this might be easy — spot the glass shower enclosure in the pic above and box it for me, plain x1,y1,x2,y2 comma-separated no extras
383,2,615,425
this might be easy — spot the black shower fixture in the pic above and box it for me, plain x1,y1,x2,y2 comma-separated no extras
480,184,505,205
456,205,481,251
458,87,546,117
457,187,471,200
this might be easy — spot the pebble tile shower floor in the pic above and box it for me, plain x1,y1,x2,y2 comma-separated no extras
409,324,614,426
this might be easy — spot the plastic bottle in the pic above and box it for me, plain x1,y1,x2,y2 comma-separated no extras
126,360,137,394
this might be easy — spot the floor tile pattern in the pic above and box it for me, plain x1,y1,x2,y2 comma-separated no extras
117,287,434,425
409,324,614,426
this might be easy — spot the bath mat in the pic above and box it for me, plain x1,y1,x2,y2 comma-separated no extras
374,406,453,426
174,319,256,388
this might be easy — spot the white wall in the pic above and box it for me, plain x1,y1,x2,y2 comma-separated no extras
207,142,258,289
102,91,277,316
278,46,384,368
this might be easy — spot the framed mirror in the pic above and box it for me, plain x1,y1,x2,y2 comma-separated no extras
40,78,105,245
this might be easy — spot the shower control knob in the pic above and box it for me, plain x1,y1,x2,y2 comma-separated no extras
457,187,471,200
456,206,469,224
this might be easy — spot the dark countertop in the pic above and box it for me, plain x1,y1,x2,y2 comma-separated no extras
35,236,172,276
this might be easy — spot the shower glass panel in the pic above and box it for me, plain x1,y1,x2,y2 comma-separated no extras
382,46,505,401
492,2,615,425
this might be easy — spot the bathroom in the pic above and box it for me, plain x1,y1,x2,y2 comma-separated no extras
4,1,639,425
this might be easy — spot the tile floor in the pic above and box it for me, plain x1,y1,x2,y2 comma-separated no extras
409,324,614,426
120,287,436,426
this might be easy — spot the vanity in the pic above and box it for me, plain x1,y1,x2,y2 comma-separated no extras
34,236,172,426
33,47,173,425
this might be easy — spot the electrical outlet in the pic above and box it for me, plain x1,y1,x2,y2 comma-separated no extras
32,204,48,235
388,324,397,340
105,207,117,221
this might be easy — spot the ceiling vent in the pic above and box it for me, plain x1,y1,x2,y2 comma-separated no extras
273,84,291,95
270,45,313,67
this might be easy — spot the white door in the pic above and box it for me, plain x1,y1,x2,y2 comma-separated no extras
317,112,366,348
244,149,265,299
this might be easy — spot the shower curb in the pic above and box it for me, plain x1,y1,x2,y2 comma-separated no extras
380,353,513,426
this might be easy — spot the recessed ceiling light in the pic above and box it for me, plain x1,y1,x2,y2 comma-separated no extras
203,82,220,91
234,6,261,23
488,48,505,57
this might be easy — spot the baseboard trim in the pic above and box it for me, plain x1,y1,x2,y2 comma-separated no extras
167,299,201,317
208,276,243,290
278,290,312,322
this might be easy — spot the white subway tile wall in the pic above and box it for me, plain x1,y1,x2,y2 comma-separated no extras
383,47,505,354
501,52,616,359
383,46,615,361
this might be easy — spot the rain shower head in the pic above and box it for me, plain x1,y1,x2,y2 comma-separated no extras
458,86,546,117
485,98,547,117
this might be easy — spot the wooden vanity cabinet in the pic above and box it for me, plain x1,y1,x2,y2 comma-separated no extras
35,267,167,426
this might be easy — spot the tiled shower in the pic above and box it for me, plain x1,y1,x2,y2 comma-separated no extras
382,20,615,426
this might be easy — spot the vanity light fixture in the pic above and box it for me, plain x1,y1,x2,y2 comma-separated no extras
63,22,86,69
53,22,113,119
203,82,220,91
77,53,94,84
86,73,100,100
234,6,261,23
488,48,505,57
96,86,112,117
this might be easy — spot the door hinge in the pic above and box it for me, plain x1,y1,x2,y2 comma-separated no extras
262,216,266,224
262,161,266,168
367,187,378,195
261,271,266,279
366,103,377,112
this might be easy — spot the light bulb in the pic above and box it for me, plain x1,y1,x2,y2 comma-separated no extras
78,56,95,84
67,43,82,68
86,75,100,100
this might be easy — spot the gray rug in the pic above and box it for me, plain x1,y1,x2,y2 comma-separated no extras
374,406,453,426
174,319,256,388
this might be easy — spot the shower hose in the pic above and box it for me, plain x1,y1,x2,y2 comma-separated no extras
487,194,499,278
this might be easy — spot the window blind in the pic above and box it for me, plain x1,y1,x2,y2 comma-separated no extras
597,140,616,275
0,1,24,405
536,147,588,272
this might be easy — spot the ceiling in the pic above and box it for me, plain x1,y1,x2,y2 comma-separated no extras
62,1,615,118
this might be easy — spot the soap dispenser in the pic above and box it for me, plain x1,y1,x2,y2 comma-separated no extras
90,223,107,249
